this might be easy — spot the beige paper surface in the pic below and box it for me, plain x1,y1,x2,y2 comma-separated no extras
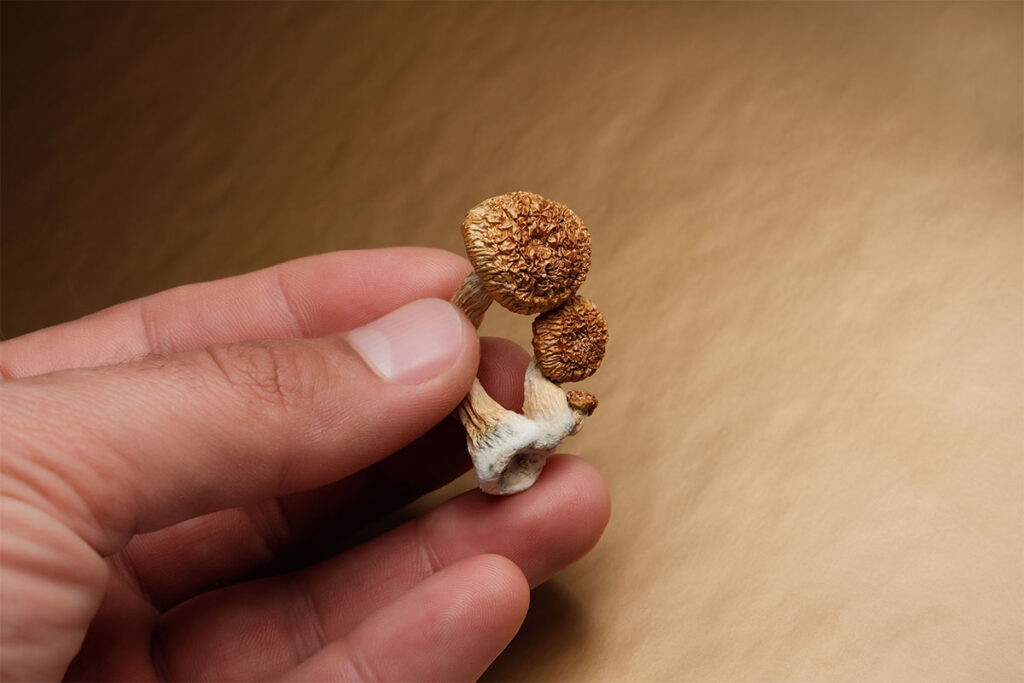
3,3,1021,680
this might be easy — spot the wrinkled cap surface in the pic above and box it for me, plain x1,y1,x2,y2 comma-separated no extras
461,191,591,315
567,390,599,415
532,296,608,383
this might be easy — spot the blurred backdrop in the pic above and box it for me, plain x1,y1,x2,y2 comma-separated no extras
3,2,1021,680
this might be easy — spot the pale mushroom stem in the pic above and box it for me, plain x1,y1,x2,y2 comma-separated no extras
456,378,509,443
457,359,595,495
453,273,545,494
522,359,572,421
522,359,593,442
451,272,492,328
457,378,545,495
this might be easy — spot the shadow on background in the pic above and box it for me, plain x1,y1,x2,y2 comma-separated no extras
483,580,587,682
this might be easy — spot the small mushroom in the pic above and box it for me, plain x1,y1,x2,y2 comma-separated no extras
452,191,591,327
522,299,606,442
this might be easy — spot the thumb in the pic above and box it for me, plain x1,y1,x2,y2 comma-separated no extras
1,298,477,556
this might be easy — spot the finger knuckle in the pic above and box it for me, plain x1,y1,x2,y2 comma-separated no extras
201,340,321,411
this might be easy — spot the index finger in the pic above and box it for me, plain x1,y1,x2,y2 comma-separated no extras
0,247,471,378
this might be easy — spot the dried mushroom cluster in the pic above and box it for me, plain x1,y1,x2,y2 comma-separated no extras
452,191,608,495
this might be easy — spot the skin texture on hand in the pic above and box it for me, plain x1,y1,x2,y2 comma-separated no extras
0,247,610,681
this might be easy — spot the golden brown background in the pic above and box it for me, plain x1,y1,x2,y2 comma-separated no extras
3,2,1022,680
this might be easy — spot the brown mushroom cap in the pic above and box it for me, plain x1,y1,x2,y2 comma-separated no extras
567,390,599,416
461,191,591,315
532,296,608,383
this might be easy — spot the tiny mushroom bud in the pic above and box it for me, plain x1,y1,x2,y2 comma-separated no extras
532,295,608,383
567,391,599,415
452,191,592,327
566,391,599,436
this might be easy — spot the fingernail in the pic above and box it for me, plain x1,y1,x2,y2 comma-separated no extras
346,299,466,384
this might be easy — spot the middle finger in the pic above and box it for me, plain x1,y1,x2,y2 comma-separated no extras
153,455,610,682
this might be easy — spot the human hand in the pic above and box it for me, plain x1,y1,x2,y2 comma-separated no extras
0,248,610,681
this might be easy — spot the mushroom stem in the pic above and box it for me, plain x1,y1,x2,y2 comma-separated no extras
451,272,492,328
457,379,544,495
457,360,598,495
457,378,512,445
523,359,574,431
523,359,597,442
